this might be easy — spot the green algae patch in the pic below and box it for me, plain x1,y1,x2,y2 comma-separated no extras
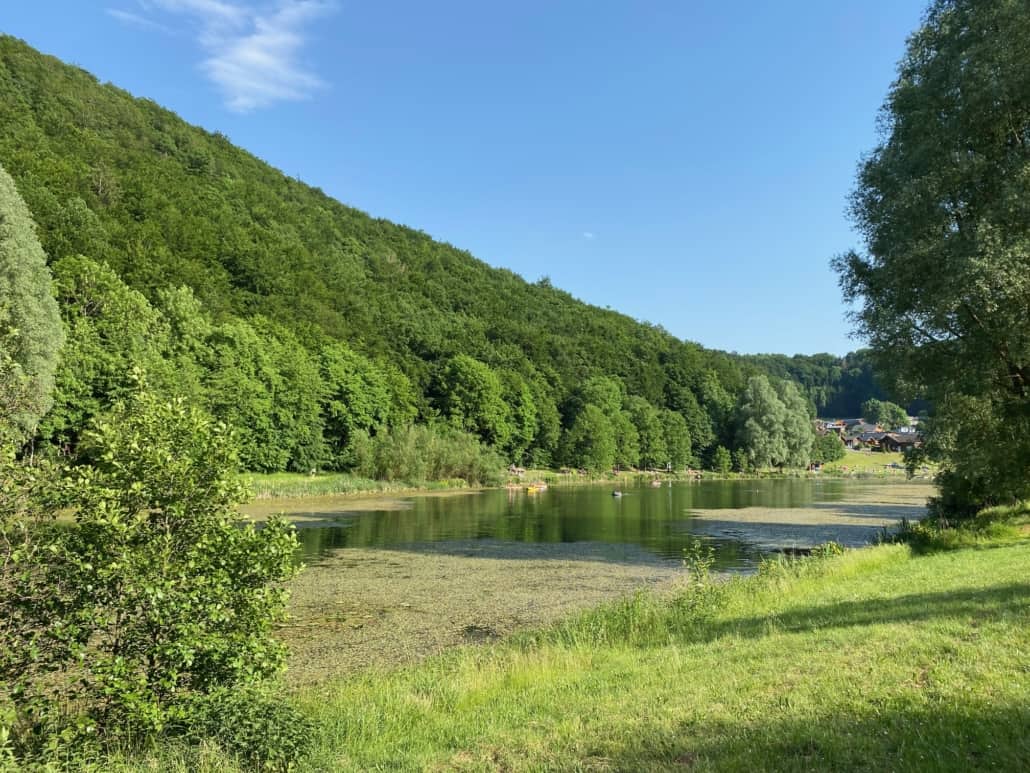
279,540,686,686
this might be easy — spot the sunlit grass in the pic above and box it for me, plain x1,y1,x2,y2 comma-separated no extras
241,471,470,499
109,508,1030,772
282,540,1029,770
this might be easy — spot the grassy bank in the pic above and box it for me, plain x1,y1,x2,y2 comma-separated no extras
242,472,473,499
114,506,1029,772
244,452,928,501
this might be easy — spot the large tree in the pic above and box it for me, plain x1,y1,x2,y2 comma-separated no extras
0,164,64,439
735,375,789,470
834,0,1030,511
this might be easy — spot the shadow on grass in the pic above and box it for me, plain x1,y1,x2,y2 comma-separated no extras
593,701,1030,772
705,582,1030,643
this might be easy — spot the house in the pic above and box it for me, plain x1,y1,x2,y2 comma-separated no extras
816,419,847,438
848,431,888,451
881,433,922,453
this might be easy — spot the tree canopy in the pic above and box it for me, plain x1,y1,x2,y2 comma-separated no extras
0,35,855,474
0,162,63,439
835,0,1030,511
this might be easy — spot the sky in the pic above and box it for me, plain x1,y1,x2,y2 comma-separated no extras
3,1,929,357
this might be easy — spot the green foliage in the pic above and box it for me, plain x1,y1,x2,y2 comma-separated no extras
562,404,616,473
743,350,891,418
835,0,1030,511
735,376,814,470
0,35,771,474
436,355,513,450
0,162,63,439
710,445,732,474
203,319,290,472
40,255,167,449
732,447,751,474
0,35,898,477
660,408,692,470
498,370,537,463
811,432,846,465
175,687,313,772
626,396,668,470
1,386,299,754
320,342,405,469
354,422,506,486
861,398,909,430
774,379,815,468
735,376,789,469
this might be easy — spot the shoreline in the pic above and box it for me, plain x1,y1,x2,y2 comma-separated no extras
243,452,931,504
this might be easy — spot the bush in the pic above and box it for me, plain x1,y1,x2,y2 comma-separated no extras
354,423,506,486
0,384,301,757
176,687,314,772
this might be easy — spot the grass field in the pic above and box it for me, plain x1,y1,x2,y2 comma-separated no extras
114,504,1030,772
822,449,918,475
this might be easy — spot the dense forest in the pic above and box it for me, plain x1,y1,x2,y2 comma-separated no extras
0,36,879,475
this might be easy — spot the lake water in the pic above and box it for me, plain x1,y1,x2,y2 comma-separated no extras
248,479,931,572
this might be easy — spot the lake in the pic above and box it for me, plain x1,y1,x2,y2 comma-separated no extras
255,478,933,683
245,478,932,572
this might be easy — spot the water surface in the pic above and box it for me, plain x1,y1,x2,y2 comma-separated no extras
245,479,931,572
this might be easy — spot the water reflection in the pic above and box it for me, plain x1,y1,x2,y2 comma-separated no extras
274,479,926,571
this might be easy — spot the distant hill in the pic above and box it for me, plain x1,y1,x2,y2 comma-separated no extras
0,35,886,470
741,350,885,418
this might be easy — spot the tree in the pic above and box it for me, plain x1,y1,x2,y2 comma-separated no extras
40,255,166,450
861,398,909,430
571,377,639,468
660,408,692,470
499,370,537,464
811,433,846,465
626,396,667,470
1,386,299,749
774,379,815,469
834,0,1030,511
0,163,64,439
711,445,732,474
202,319,287,472
562,404,616,473
735,376,789,470
436,354,513,450
321,342,396,468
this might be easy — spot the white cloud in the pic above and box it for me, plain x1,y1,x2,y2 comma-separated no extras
110,1,335,112
105,8,174,33
582,231,596,240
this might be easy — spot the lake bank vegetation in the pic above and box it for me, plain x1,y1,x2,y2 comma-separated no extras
78,503,1030,772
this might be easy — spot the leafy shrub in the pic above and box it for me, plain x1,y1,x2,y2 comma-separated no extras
0,384,301,757
354,423,506,486
176,687,314,772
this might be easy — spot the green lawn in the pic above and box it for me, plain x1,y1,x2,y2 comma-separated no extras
126,510,1030,772
295,544,1028,771
823,449,911,475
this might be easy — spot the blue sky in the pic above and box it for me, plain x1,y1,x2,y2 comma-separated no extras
4,1,928,356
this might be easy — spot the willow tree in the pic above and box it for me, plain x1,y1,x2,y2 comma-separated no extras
834,0,1030,511
0,164,64,440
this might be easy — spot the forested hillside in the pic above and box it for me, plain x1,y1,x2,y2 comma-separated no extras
0,36,868,474
741,351,884,417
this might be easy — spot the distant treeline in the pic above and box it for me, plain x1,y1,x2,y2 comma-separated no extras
0,36,876,474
